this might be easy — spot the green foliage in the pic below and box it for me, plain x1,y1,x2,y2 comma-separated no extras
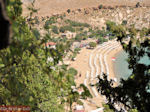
6,0,22,18
89,42,97,48
44,17,57,30
68,67,78,76
32,28,40,39
67,9,71,13
129,26,137,37
52,26,59,34
140,27,149,37
98,4,103,9
122,20,128,25
60,26,75,32
106,21,116,31
79,84,92,99
75,35,83,42
0,18,63,112
0,1,92,111
76,100,83,105
103,104,114,112
96,23,150,112
129,109,138,112
65,19,90,27
109,36,115,40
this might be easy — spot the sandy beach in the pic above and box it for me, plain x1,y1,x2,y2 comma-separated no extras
69,40,123,111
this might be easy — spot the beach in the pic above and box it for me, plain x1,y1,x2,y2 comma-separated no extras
69,40,123,111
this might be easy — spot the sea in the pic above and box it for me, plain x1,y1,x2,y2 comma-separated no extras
114,50,150,82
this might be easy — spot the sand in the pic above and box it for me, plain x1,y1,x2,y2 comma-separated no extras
69,40,123,111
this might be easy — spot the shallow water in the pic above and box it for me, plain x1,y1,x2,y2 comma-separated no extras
114,51,131,82
114,50,150,82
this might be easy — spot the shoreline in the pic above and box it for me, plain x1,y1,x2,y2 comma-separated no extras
69,40,123,111
107,45,123,86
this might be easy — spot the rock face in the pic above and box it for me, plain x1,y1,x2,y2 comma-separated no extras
22,0,150,16
65,6,150,29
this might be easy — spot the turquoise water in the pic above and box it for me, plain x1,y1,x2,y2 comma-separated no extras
114,51,131,81
114,50,150,82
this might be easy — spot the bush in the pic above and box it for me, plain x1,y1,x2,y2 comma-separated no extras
68,67,78,76
44,20,50,29
67,9,71,13
109,36,115,40
32,28,40,39
106,21,116,31
74,48,81,54
98,4,103,9
59,27,65,33
136,2,141,8
89,42,97,48
80,84,92,99
60,26,75,32
75,35,82,42
65,19,90,27
76,100,83,105
44,17,57,29
52,26,59,34
122,20,128,25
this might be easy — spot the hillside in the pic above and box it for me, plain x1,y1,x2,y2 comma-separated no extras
22,0,150,16
22,0,150,30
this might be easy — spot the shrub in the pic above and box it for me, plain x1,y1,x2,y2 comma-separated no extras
67,9,71,13
32,28,40,39
122,20,128,25
74,48,81,54
106,21,116,31
76,100,83,105
65,19,90,27
75,35,82,42
80,84,92,99
109,36,115,40
52,26,59,34
68,67,78,76
136,2,141,8
44,20,50,29
59,27,65,33
98,4,103,9
60,26,75,32
97,37,103,44
89,42,97,48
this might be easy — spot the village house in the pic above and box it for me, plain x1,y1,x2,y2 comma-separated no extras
44,42,56,49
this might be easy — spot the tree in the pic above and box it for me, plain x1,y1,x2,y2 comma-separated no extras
96,24,150,112
0,1,93,111
67,9,71,13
